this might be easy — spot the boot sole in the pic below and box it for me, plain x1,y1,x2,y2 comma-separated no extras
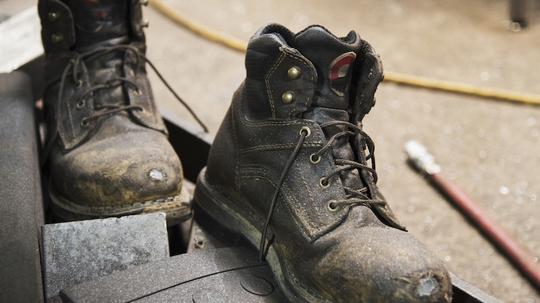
49,183,192,225
193,168,330,303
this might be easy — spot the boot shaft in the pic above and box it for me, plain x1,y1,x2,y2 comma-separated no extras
38,0,166,152
206,24,404,236
210,24,385,192
38,0,146,54
242,24,382,123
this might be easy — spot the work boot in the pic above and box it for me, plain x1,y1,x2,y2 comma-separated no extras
38,0,205,222
193,24,452,302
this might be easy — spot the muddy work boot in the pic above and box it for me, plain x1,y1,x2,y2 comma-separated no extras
39,0,205,223
194,24,452,302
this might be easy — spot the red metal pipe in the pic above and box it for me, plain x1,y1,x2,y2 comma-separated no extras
429,173,540,289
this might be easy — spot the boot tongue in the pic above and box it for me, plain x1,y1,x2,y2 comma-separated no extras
294,26,361,110
64,0,131,108
296,27,364,193
64,0,130,49
293,26,405,229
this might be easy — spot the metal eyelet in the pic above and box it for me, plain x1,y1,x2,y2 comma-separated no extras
327,200,339,212
76,99,85,109
140,0,149,6
310,153,321,164
319,177,330,188
299,126,311,137
75,80,83,88
80,119,89,127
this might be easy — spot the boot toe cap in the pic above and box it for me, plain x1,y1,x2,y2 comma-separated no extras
316,226,452,302
50,129,183,210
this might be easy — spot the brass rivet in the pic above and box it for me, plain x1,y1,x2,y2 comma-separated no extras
287,66,301,80
281,91,295,104
51,33,63,43
48,12,59,21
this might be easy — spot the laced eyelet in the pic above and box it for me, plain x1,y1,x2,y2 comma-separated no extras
75,80,83,88
299,126,311,137
319,177,330,188
80,119,89,127
76,99,85,109
310,153,321,164
327,200,339,212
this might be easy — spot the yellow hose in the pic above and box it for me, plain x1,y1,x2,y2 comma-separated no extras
149,0,540,106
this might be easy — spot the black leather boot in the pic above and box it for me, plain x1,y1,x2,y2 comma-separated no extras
194,24,452,302
39,0,204,222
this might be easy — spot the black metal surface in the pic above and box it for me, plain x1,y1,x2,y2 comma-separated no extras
451,274,502,303
509,0,528,28
17,55,45,101
0,72,45,303
163,113,502,303
162,110,213,183
60,247,287,303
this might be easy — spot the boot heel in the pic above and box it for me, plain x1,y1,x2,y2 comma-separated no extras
193,202,249,247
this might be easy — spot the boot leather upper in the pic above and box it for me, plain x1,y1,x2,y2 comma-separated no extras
205,24,452,302
39,0,182,210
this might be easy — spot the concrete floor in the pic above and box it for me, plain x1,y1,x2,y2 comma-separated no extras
145,1,540,302
2,0,540,302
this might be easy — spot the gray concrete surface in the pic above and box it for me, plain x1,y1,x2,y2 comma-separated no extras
144,1,540,302
1,0,539,302
42,213,169,298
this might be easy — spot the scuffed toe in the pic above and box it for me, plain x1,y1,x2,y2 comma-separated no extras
314,225,452,303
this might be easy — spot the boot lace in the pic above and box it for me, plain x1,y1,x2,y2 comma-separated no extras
42,45,208,164
259,121,386,261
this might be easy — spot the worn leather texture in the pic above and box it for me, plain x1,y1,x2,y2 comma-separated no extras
199,24,452,302
39,0,184,218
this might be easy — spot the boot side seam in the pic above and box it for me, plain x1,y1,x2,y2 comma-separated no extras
264,51,286,118
230,94,241,191
239,142,323,153
238,173,313,240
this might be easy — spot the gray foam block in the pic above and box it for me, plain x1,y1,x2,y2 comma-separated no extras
42,213,169,298
60,247,288,303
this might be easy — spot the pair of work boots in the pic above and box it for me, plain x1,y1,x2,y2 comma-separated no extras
39,0,452,302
